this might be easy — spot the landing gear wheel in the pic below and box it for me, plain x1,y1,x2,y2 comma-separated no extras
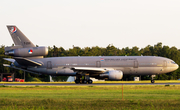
75,73,93,84
82,80,87,84
151,75,156,84
75,79,80,84
151,80,155,83
88,80,93,84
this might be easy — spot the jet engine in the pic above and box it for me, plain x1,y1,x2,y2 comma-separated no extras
99,70,123,80
5,46,48,57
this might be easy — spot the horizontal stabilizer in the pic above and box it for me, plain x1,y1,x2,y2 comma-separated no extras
14,57,42,66
3,64,41,75
3,64,11,67
3,58,15,63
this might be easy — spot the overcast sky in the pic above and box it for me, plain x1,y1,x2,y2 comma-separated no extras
1,0,180,49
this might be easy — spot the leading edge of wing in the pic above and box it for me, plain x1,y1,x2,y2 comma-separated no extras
71,67,114,73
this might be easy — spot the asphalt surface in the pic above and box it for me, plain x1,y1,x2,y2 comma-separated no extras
1,83,180,86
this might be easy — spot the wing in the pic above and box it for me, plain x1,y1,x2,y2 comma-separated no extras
71,67,114,74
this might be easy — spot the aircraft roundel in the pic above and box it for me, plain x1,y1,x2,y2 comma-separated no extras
10,26,17,33
100,58,104,61
28,49,33,54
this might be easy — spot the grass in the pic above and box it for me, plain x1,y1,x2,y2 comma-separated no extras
0,85,180,109
1,99,180,110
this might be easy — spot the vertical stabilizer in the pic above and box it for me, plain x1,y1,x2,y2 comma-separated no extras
7,25,35,48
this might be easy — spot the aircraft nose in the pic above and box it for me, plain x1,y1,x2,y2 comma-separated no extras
176,64,179,70
173,64,179,71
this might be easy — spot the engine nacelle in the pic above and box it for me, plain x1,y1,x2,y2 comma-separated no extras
5,46,48,57
100,70,123,80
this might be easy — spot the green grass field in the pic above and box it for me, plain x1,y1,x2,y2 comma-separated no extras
0,85,180,110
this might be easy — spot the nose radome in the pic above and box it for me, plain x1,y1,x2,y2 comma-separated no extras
176,64,179,70
173,64,179,71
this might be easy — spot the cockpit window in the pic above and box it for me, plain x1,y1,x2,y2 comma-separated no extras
171,61,176,64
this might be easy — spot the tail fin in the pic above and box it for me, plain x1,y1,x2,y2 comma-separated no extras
7,25,35,48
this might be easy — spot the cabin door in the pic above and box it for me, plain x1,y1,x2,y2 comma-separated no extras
132,61,138,74
96,61,101,67
163,60,167,67
47,61,52,69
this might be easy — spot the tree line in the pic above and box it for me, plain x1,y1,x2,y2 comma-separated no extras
0,42,180,81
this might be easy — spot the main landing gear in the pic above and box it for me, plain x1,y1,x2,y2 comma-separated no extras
151,75,156,83
75,73,93,84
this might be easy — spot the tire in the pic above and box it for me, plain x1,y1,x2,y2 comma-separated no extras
83,80,87,84
151,80,155,83
88,80,93,84
75,79,80,84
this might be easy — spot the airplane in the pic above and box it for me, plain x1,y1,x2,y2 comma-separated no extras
3,25,179,84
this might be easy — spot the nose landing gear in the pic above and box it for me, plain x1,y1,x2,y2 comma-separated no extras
151,75,156,83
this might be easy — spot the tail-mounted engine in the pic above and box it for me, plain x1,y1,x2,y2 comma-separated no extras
5,46,48,57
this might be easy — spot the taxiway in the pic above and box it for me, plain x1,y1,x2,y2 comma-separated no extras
1,83,180,86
